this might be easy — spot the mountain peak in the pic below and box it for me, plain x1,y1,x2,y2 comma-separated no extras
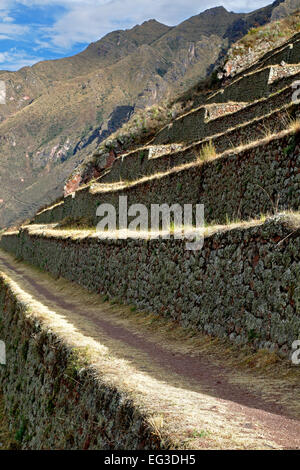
142,19,161,25
202,6,229,15
130,18,168,32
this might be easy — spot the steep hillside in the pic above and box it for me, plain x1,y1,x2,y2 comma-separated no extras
70,8,300,193
0,0,299,228
271,0,300,18
1,5,300,450
224,9,300,77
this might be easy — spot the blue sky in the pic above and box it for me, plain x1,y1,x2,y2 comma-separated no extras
0,0,272,71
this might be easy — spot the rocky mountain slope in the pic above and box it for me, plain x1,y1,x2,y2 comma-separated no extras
0,0,299,228
223,8,300,77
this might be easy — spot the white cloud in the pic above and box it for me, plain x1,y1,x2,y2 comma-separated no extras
0,0,273,51
43,0,273,49
2,16,14,22
0,49,43,70
0,2,28,40
0,0,279,71
0,22,28,38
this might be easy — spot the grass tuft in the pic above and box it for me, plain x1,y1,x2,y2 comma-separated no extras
289,118,300,135
195,141,217,163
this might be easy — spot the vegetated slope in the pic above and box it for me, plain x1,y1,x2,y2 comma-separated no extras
224,9,300,76
71,7,300,193
0,0,298,228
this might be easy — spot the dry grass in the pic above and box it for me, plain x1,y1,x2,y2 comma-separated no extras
261,121,276,141
15,215,268,243
289,117,300,134
35,200,64,217
15,209,300,244
229,11,300,61
195,141,217,162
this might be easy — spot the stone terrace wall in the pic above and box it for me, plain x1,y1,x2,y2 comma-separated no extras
33,131,300,227
100,102,299,185
269,64,300,84
0,274,163,450
210,67,272,104
153,107,206,146
2,214,300,358
153,77,299,145
229,36,300,83
208,65,300,105
262,39,300,70
205,102,247,120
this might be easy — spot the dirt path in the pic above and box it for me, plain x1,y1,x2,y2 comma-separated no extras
1,252,300,450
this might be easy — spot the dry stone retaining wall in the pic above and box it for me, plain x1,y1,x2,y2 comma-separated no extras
205,102,248,120
2,214,300,358
210,67,272,104
234,38,300,81
33,132,300,227
100,102,299,185
208,66,300,105
269,64,300,84
263,40,300,70
223,34,300,84
0,274,163,450
153,78,299,145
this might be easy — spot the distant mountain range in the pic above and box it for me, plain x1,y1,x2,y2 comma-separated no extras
0,0,299,227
